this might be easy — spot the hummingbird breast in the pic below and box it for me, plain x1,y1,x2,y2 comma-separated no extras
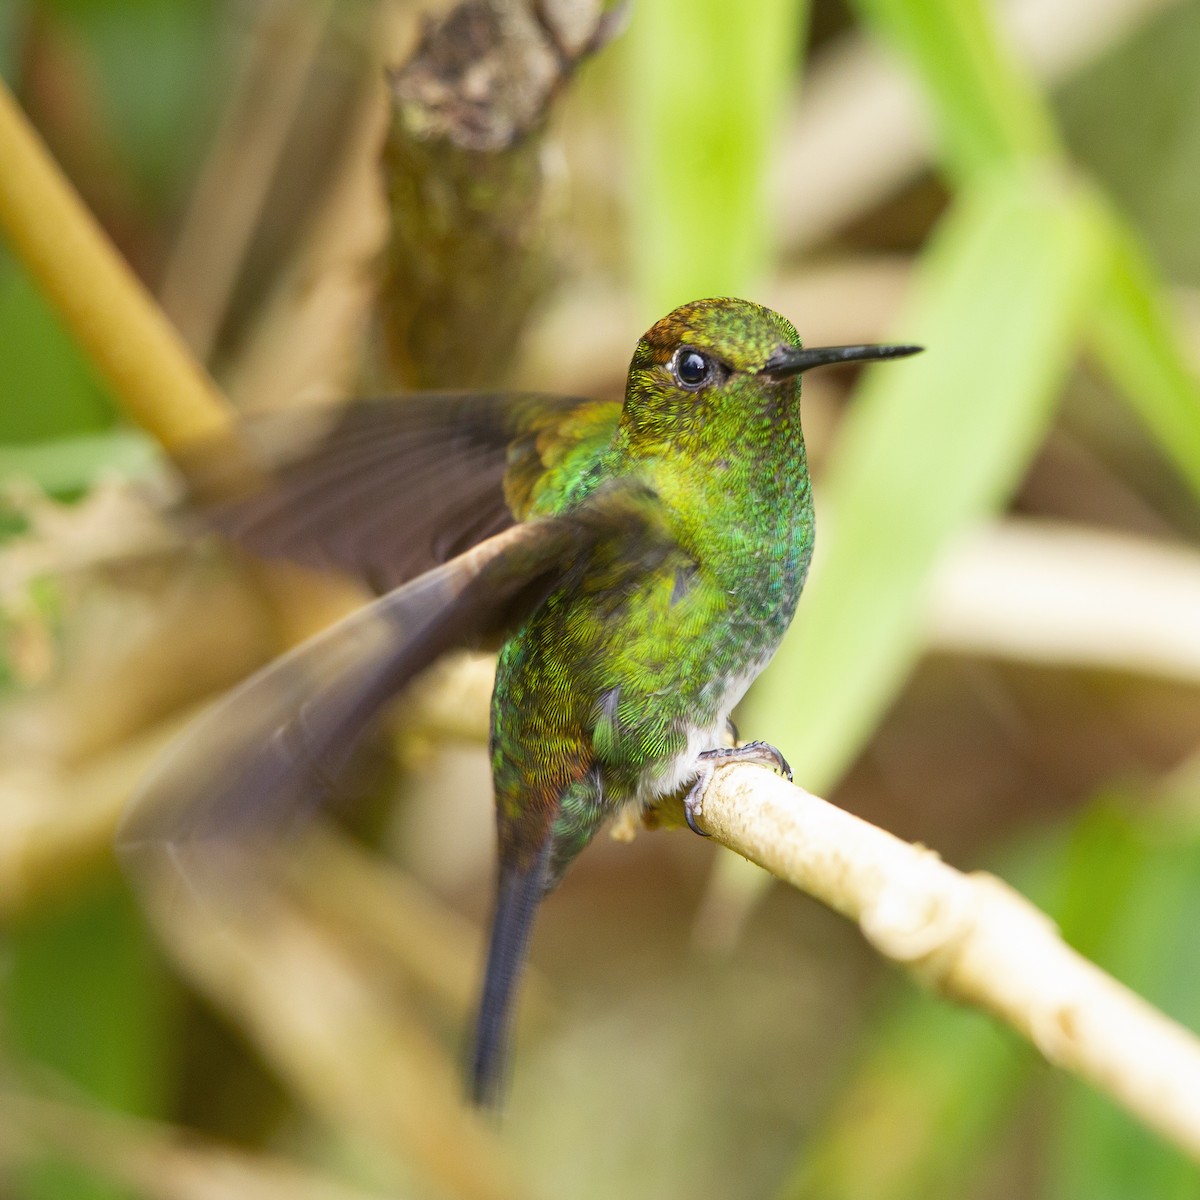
489,462,814,881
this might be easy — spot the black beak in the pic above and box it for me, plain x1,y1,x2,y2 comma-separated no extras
761,342,923,377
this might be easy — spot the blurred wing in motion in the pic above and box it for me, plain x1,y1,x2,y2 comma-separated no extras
182,392,618,593
118,518,579,891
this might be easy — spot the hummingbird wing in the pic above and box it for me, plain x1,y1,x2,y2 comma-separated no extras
119,520,571,872
119,480,673,882
182,393,621,593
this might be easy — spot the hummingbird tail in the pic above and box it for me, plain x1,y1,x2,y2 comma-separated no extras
469,845,550,1108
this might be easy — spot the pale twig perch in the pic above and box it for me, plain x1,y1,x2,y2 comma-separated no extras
689,764,1200,1164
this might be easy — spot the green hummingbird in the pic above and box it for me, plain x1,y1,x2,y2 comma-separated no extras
120,296,919,1107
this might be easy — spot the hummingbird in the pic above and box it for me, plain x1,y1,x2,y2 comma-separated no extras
120,296,919,1107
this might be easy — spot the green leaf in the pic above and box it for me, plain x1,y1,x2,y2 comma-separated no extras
850,0,1200,511
741,170,1101,792
1056,2,1200,288
624,0,808,316
849,0,1059,181
1086,209,1200,501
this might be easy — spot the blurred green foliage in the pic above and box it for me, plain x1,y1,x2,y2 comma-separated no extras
1,6,219,1199
855,0,1060,176
783,790,1200,1200
1044,797,1200,1199
624,0,807,316
32,0,222,204
1059,2,1200,288
0,7,21,88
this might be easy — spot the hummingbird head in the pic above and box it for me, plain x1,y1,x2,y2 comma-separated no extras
620,297,920,451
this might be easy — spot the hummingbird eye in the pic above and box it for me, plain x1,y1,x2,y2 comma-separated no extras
673,348,714,390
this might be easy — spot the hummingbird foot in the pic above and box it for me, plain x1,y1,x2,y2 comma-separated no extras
682,741,793,836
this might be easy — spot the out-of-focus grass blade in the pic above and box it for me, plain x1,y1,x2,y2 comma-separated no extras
850,0,1058,180
1045,797,1200,1200
1086,210,1200,501
623,0,807,317
4,880,174,1200
741,170,1101,792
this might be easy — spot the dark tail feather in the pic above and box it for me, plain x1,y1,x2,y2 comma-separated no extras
469,846,550,1108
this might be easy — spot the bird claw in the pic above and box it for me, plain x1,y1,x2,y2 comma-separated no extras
734,740,792,782
682,740,792,836
683,776,711,837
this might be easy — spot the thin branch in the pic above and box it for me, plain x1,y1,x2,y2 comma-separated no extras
686,764,1200,1164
